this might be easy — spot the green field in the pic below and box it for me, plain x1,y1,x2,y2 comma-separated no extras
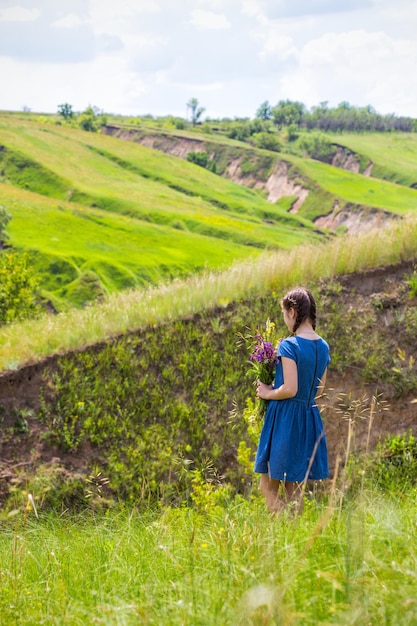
0,115,320,307
99,122,417,220
2,490,417,626
293,155,417,217
329,132,417,187
2,114,417,309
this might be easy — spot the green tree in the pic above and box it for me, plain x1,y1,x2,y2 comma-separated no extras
187,98,205,126
256,100,272,121
57,103,74,120
272,99,305,128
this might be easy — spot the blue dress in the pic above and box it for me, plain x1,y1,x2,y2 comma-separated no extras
254,336,330,482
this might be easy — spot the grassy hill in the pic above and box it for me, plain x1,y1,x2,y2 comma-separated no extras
0,115,320,309
2,113,417,311
327,132,417,187
1,113,417,625
1,251,416,508
293,156,417,219
101,122,417,221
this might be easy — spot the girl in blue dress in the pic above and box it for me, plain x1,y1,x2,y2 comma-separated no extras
254,287,330,513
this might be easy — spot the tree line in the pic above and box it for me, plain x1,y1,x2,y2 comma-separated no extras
255,99,416,133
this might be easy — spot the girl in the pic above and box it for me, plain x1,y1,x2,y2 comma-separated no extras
254,287,330,513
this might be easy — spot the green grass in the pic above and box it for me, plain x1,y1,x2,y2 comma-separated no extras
1,213,416,371
99,121,417,221
0,115,320,307
0,116,313,229
292,155,417,218
1,489,417,625
2,113,417,312
328,132,417,187
1,183,257,287
2,114,417,625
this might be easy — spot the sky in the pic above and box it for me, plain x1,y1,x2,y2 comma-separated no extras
1,0,417,120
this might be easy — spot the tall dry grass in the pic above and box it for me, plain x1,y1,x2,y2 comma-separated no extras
1,215,416,370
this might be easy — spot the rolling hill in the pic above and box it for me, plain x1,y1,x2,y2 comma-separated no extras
0,111,416,515
0,115,320,309
102,122,417,225
1,112,417,311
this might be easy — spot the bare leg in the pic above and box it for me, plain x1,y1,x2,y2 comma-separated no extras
283,481,304,513
259,474,284,514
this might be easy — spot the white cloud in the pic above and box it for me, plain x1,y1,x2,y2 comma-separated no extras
241,0,263,18
279,30,417,115
256,28,297,60
52,13,86,29
260,0,372,19
88,0,160,32
189,10,231,30
0,6,39,22
0,0,416,118
0,55,147,114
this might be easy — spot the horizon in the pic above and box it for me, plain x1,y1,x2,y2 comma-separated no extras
1,98,415,122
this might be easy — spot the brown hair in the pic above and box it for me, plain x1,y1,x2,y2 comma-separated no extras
281,287,317,334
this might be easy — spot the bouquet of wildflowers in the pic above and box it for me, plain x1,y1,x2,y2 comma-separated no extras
238,319,280,422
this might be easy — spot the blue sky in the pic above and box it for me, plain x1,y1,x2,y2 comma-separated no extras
0,0,416,119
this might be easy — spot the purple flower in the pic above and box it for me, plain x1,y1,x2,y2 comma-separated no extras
249,339,277,364
238,319,281,421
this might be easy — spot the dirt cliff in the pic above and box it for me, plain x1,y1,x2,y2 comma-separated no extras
0,260,416,505
101,126,388,233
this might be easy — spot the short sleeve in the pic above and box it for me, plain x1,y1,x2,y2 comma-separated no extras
278,338,297,362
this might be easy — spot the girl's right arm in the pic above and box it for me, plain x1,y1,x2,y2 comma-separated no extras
257,357,298,400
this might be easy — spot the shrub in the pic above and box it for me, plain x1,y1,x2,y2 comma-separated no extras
406,270,417,298
78,107,107,132
0,252,40,323
186,151,217,173
174,118,186,130
0,206,11,246
253,132,282,152
370,432,417,492
299,134,337,163
286,124,299,142
226,123,250,142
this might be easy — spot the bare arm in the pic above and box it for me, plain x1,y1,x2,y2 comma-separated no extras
257,357,297,401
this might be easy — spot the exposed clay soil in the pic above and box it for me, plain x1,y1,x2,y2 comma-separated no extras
314,203,395,234
103,126,313,211
101,126,387,233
